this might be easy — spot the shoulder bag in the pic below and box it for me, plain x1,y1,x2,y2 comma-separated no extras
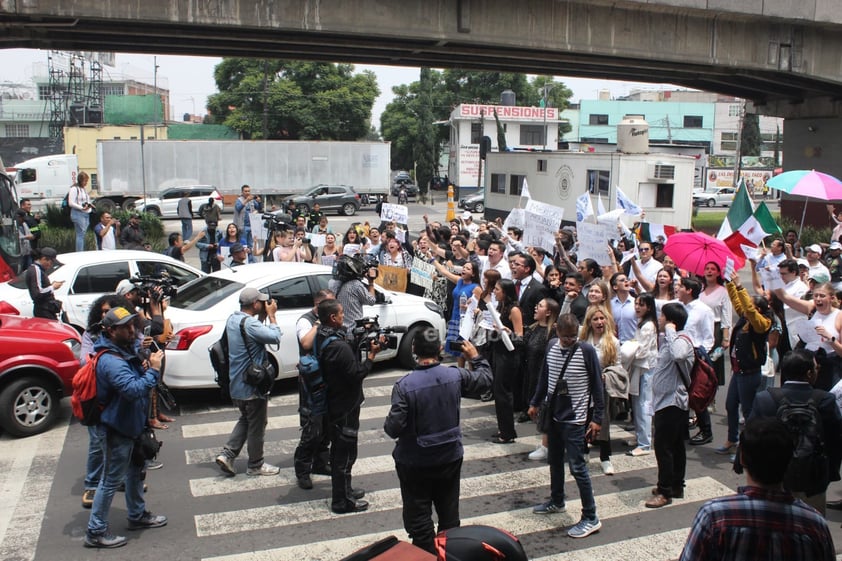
537,343,579,433
239,319,276,395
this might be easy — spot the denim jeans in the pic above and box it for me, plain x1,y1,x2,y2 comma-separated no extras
631,370,653,450
547,421,596,520
70,209,89,252
181,218,193,242
726,370,762,442
87,426,145,536
84,425,104,490
223,398,268,469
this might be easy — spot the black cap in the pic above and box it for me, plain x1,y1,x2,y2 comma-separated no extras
39,247,63,265
230,242,245,253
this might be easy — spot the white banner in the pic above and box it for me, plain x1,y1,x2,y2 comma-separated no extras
410,257,435,290
503,208,526,232
523,199,564,252
576,221,616,266
248,212,267,242
306,233,326,247
380,203,409,225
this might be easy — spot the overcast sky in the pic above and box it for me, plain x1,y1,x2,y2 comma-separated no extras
0,49,676,129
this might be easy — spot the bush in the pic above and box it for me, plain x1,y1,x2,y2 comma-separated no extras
38,205,166,253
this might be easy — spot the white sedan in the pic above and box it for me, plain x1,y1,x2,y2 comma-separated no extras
0,250,204,332
163,263,447,389
693,187,736,207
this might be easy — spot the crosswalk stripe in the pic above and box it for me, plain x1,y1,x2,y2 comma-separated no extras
194,451,662,536
199,476,729,560
532,528,690,561
180,399,490,438
189,436,543,497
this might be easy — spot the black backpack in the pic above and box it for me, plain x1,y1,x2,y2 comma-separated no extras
208,317,246,401
297,334,339,417
769,387,829,495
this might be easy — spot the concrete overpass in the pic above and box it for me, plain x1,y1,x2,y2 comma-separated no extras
1,0,842,120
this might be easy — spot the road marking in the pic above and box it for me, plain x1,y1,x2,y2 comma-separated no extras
532,528,690,561
198,476,729,559
194,452,662,536
0,424,68,561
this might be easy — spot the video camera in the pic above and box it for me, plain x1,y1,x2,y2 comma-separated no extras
129,274,178,303
262,212,293,233
332,253,379,282
352,316,405,352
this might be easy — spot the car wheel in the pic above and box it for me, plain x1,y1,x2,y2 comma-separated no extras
145,207,162,217
398,325,425,369
296,203,310,214
474,202,485,213
122,198,138,211
0,377,60,437
95,198,117,214
706,199,715,208
342,203,357,216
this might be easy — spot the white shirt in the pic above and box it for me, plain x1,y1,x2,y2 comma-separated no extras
683,299,716,351
629,257,662,287
783,278,809,348
479,256,511,287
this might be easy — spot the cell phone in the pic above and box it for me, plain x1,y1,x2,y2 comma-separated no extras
143,326,151,337
451,341,465,352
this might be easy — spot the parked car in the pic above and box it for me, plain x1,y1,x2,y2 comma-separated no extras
0,250,204,333
163,263,447,389
391,177,419,198
282,185,361,216
459,190,485,213
693,187,736,207
133,185,224,218
0,310,81,437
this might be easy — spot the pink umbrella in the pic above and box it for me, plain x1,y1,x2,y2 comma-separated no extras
767,169,842,199
664,232,744,278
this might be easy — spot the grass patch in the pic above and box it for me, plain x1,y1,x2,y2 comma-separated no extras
691,211,727,235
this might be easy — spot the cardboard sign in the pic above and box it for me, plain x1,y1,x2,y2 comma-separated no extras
375,265,408,292
576,221,616,266
380,203,409,225
523,199,564,252
410,257,435,290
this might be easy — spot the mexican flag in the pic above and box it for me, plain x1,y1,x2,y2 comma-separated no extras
717,181,780,258
637,222,677,244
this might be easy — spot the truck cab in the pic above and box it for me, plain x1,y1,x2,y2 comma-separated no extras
7,154,78,210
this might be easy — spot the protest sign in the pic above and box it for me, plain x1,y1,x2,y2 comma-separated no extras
380,203,409,225
522,199,564,252
576,221,616,266
410,257,435,290
306,233,326,247
503,208,526,233
248,213,267,242
375,265,408,292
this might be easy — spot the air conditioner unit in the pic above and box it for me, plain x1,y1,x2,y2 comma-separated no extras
648,164,675,181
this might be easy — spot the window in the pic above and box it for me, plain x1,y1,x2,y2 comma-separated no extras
728,104,741,117
589,114,609,125
328,186,345,194
656,184,674,208
5,124,30,137
683,115,703,128
100,85,125,97
265,277,313,309
520,125,545,145
312,274,332,293
587,170,610,194
162,189,183,200
509,175,525,196
71,262,131,294
471,123,482,144
537,159,547,172
136,261,200,286
170,277,243,311
490,173,506,194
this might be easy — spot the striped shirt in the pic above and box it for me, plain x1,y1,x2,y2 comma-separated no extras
545,342,591,425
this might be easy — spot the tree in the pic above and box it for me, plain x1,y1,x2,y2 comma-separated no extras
206,59,379,140
740,112,762,157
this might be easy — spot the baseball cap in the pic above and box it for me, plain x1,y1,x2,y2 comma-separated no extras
796,258,809,269
239,287,269,305
830,242,842,251
102,307,137,328
461,211,472,221
807,244,823,255
230,242,245,253
39,247,63,265
115,279,138,296
809,271,831,284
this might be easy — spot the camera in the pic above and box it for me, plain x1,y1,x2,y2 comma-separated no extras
450,340,465,352
351,316,404,352
262,212,292,233
129,274,178,303
333,253,379,282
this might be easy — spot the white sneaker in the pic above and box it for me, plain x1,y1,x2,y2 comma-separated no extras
246,462,280,476
528,445,548,461
601,459,615,475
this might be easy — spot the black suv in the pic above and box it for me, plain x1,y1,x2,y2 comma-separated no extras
282,185,361,216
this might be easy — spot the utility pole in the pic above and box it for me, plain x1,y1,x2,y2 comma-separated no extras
153,56,159,139
261,60,270,139
476,109,485,192
732,101,745,188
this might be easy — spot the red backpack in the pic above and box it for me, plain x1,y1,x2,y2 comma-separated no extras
678,335,719,413
70,350,113,426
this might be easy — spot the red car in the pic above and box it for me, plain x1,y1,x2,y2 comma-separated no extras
0,311,81,437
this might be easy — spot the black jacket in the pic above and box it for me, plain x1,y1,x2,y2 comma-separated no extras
517,277,547,325
319,326,373,419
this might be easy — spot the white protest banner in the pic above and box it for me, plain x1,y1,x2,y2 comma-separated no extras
248,212,267,242
459,310,475,341
220,246,231,259
395,228,406,243
380,203,409,225
522,199,564,252
502,208,526,233
306,233,326,247
410,257,435,290
521,178,531,200
342,243,361,256
576,221,616,266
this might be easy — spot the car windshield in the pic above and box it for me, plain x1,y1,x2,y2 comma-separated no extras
169,276,244,311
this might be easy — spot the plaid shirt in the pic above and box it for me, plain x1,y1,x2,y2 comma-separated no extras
679,486,835,561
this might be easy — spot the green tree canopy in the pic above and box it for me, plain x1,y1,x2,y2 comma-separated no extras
206,59,379,140
740,112,762,157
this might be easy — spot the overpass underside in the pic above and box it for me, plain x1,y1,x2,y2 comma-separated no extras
1,0,841,117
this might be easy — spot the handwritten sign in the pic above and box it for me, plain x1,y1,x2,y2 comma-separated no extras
576,221,616,266
248,213,267,242
523,199,564,252
503,208,526,233
380,203,409,225
306,233,326,247
342,243,361,256
410,257,435,290
375,264,408,292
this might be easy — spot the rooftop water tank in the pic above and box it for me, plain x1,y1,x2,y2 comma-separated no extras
500,90,516,106
617,115,649,154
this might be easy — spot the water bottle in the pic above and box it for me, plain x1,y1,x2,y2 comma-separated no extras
709,347,723,362
459,294,468,317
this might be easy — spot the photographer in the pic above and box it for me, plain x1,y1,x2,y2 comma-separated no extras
384,332,491,553
329,254,378,333
68,171,93,252
317,299,383,513
196,221,224,273
234,184,263,262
